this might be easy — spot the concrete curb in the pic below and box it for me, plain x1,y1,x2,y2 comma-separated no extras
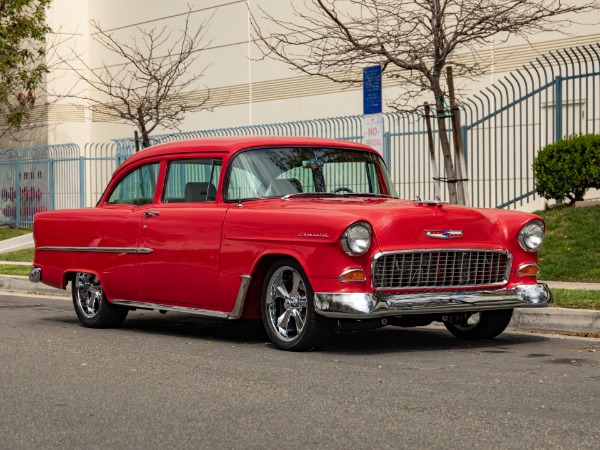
0,274,598,334
0,275,69,297
510,307,600,334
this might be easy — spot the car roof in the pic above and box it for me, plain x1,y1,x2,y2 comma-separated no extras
122,136,377,166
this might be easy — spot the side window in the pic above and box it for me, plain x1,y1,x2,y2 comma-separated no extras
107,163,159,205
164,159,221,203
227,166,264,200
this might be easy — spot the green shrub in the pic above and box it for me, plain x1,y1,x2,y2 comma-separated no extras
533,134,600,203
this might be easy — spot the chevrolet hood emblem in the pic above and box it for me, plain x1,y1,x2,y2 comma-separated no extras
426,230,464,239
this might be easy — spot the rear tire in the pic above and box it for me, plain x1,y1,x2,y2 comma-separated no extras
261,259,334,351
444,309,513,340
72,272,128,328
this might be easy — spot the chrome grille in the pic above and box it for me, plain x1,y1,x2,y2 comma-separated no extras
372,250,511,290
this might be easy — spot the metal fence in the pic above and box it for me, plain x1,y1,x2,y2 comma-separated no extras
0,144,80,227
2,44,600,227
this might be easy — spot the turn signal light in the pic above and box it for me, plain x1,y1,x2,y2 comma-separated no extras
516,264,539,277
339,269,366,282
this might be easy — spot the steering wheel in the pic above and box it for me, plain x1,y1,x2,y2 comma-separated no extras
332,187,354,194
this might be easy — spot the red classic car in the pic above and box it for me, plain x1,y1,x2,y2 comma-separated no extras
30,137,551,351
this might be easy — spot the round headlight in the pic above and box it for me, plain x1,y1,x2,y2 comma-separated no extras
341,222,372,255
518,220,545,252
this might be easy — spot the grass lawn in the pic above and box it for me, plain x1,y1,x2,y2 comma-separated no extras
0,265,32,276
536,205,600,283
0,248,33,262
551,289,600,310
0,227,32,241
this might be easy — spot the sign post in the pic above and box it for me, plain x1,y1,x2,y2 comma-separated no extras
363,66,384,155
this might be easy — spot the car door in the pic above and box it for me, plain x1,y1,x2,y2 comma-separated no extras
98,161,161,302
138,158,226,307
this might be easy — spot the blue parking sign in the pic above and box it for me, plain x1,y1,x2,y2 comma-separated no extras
363,65,382,114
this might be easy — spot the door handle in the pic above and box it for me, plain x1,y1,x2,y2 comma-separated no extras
145,210,160,217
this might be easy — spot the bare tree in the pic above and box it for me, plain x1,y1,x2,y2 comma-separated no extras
66,9,214,148
252,0,599,204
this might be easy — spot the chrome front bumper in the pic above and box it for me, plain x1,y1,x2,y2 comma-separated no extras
314,283,552,319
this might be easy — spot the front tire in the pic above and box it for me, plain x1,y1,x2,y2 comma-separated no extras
72,272,128,328
444,309,513,340
261,259,334,351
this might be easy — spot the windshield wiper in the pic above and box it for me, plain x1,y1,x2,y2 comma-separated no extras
282,192,395,200
339,193,395,198
281,192,338,200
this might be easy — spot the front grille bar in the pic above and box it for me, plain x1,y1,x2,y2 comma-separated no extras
372,249,511,290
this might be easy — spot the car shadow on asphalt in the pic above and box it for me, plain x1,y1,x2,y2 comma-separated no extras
45,308,550,355
325,326,549,356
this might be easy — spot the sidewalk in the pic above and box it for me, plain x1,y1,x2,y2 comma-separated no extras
0,233,33,255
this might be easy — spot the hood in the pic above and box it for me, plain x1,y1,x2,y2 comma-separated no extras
265,197,538,251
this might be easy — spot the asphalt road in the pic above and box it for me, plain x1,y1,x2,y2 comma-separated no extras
1,292,599,450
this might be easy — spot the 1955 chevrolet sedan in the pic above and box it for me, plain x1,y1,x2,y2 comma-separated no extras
30,136,551,351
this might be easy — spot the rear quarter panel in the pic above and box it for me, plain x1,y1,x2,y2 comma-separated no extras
33,206,143,301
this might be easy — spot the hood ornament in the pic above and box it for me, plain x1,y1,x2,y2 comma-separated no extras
426,230,464,239
414,195,446,207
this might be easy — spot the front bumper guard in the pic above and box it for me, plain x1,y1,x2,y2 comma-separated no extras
314,283,552,319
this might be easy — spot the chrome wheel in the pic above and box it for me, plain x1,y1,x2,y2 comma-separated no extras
266,266,309,342
71,271,128,328
75,272,103,318
262,259,334,351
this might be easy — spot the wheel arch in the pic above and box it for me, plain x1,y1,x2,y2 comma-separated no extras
63,270,111,300
241,252,306,318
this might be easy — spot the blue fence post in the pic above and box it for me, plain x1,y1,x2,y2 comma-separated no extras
49,159,55,211
79,156,86,208
15,161,21,228
383,131,391,167
555,75,563,142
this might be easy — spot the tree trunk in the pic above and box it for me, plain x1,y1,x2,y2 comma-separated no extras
141,132,150,149
137,106,151,148
431,80,458,204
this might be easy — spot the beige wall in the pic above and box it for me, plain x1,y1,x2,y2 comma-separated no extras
35,0,600,147
3,1,599,211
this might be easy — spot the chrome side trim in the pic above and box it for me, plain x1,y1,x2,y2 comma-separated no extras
111,274,252,320
37,246,153,254
29,267,41,283
229,275,252,320
111,300,229,319
314,283,552,319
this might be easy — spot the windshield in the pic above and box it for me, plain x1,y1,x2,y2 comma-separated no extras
225,147,398,201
